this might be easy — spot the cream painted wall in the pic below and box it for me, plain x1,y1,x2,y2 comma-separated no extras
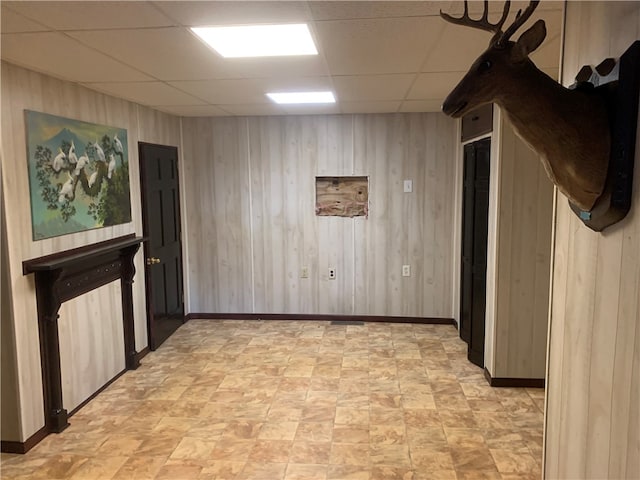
182,113,457,317
545,3,640,478
484,109,554,380
0,62,181,441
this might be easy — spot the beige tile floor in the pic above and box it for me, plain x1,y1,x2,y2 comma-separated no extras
1,320,545,479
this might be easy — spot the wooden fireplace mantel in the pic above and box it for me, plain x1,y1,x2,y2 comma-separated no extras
23,234,145,434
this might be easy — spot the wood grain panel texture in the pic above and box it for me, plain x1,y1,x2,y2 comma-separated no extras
182,113,457,317
545,3,640,479
1,62,181,441
1,198,22,441
181,117,253,313
492,115,554,380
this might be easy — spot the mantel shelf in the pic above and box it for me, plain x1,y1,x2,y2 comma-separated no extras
23,235,144,273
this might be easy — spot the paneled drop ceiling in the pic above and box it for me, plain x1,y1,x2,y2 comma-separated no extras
1,1,563,117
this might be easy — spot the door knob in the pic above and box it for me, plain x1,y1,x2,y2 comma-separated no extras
146,257,161,265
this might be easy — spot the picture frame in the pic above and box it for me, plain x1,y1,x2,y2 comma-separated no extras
25,110,132,240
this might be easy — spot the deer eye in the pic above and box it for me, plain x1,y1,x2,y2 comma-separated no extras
477,60,492,73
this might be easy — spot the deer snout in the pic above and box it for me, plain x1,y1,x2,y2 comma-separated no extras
442,97,468,118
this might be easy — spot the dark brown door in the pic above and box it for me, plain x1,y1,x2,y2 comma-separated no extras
139,142,184,350
459,138,491,368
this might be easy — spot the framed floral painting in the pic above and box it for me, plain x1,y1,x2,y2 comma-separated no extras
25,110,131,240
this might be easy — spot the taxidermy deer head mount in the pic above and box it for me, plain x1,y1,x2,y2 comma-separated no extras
440,0,610,212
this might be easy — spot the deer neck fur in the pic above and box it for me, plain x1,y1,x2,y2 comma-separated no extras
494,61,611,211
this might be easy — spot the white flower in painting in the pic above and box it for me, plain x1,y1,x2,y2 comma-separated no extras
52,148,66,172
68,140,78,164
58,173,75,203
74,153,88,176
93,141,105,161
107,154,116,179
113,133,123,155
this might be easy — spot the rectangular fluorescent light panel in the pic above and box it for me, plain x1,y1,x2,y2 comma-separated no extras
191,23,318,58
266,91,336,104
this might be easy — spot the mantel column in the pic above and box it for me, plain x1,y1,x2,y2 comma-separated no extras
34,269,69,433
121,244,140,370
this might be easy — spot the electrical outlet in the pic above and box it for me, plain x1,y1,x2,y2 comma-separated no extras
328,268,336,280
402,265,411,277
301,266,309,278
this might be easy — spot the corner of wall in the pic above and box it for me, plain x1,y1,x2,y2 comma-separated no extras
483,106,504,377
1,169,23,441
178,115,191,315
451,117,463,328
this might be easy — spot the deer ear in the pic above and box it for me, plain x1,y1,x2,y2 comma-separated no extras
512,19,546,62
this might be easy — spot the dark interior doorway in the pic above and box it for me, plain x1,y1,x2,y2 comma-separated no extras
459,137,491,368
139,142,185,350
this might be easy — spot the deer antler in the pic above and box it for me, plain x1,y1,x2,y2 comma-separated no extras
440,0,512,45
498,0,540,45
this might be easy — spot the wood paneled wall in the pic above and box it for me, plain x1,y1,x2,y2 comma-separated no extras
0,62,180,441
181,113,457,317
545,3,640,478
485,110,554,379
1,192,22,440
354,114,456,316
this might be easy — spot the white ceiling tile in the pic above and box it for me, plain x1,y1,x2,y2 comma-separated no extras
168,79,270,105
283,104,341,116
153,105,231,117
428,7,563,73
1,32,154,82
217,103,290,117
4,1,174,30
250,76,336,95
202,56,329,80
84,82,207,107
309,1,443,21
68,27,232,81
407,72,466,101
400,99,445,113
340,101,401,114
421,26,492,73
443,1,563,16
170,77,334,105
1,5,48,33
333,74,415,101
154,1,312,27
316,16,445,75
68,27,329,81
